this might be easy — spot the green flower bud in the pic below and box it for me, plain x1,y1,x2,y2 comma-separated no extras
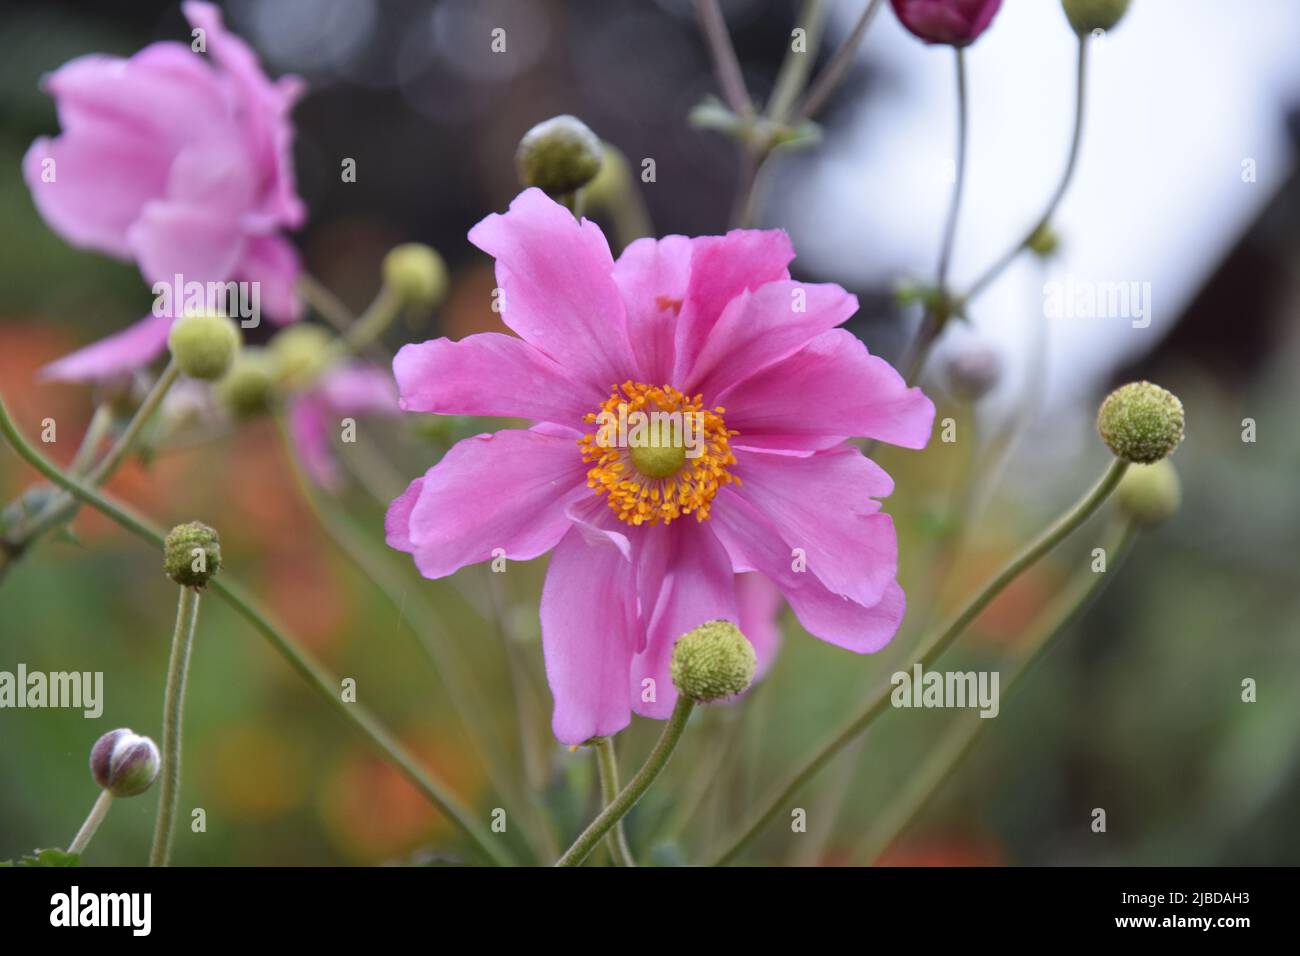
269,324,333,391
583,142,630,211
1116,460,1181,528
1027,223,1060,258
515,115,603,197
90,729,160,797
670,620,756,703
167,312,241,381
382,243,449,311
214,347,275,421
1096,381,1185,464
1062,0,1131,35
163,521,221,588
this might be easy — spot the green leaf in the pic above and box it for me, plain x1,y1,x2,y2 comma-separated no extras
1,847,81,867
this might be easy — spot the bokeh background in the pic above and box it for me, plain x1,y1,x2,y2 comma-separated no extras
1,0,1297,865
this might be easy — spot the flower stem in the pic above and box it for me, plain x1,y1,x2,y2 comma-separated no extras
149,585,201,867
767,0,829,125
556,696,696,866
856,520,1138,863
67,789,113,857
794,0,885,123
0,362,179,577
0,393,515,866
903,46,968,385
962,33,1089,303
275,419,554,861
705,457,1129,865
593,737,637,867
693,0,754,119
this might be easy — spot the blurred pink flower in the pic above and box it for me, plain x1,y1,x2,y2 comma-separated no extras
890,0,1003,46
289,363,399,490
386,188,934,744
24,1,306,382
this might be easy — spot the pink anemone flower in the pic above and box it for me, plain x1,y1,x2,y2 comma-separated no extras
23,1,306,383
386,188,934,745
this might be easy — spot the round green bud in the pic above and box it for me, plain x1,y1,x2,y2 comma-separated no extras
670,620,756,703
583,142,630,210
1096,381,1185,464
382,243,449,310
163,521,221,588
1062,0,1131,35
168,312,241,381
515,115,603,197
269,324,333,391
1027,223,1060,258
90,728,160,798
1116,460,1181,528
214,347,276,421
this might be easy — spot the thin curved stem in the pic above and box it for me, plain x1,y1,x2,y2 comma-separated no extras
0,394,514,866
936,46,968,292
68,790,113,856
1,362,179,574
767,0,828,125
556,696,695,866
150,585,200,867
693,0,754,118
593,737,637,866
705,457,1129,866
963,34,1088,303
795,0,885,123
902,46,968,385
856,521,1138,863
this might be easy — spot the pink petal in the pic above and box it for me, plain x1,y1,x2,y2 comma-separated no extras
392,333,600,427
718,329,935,450
39,314,172,383
711,487,906,653
732,445,897,607
686,280,859,398
23,132,169,258
396,428,590,580
630,520,739,719
182,1,306,228
384,476,424,553
541,524,638,744
610,235,692,384
467,188,635,392
44,46,228,158
737,572,783,679
126,199,246,295
670,229,794,384
316,362,397,414
234,233,302,323
287,393,339,490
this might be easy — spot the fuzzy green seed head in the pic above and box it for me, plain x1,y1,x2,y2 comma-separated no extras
168,312,241,381
1027,223,1060,258
383,243,449,310
269,324,333,391
214,347,276,421
1097,381,1185,464
1117,460,1181,528
163,521,221,588
1062,0,1131,34
670,620,756,703
515,115,603,197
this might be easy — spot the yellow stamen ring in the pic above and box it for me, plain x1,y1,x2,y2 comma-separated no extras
578,381,739,527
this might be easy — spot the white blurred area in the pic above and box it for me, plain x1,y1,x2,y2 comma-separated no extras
772,0,1300,424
